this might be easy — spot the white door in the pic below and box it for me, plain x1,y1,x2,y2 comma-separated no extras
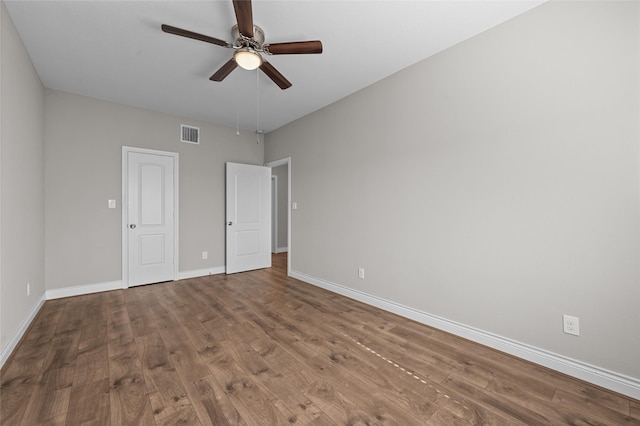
226,162,271,274
125,149,177,287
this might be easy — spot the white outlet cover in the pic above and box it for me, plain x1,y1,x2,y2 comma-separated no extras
563,315,580,336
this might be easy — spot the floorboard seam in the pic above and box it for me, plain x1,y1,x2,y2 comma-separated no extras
339,331,470,412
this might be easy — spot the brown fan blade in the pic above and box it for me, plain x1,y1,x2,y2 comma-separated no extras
161,24,232,48
233,0,254,38
265,41,323,55
210,59,238,82
259,61,292,90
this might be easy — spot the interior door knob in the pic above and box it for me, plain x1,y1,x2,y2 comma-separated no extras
129,224,136,229
228,221,232,226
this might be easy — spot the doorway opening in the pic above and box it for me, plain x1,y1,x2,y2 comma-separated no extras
265,157,291,275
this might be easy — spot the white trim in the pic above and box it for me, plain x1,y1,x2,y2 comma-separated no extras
271,175,278,253
43,271,228,302
275,247,288,254
289,269,640,400
177,267,226,280
264,157,291,275
122,146,179,288
287,160,291,274
46,280,124,300
0,294,46,368
264,158,289,168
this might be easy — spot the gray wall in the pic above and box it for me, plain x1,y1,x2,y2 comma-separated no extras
44,90,263,290
1,1,46,353
265,1,640,378
271,164,288,251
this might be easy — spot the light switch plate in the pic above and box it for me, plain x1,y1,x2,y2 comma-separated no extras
108,199,116,209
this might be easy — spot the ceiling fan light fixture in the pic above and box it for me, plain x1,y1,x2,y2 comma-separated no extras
234,48,262,70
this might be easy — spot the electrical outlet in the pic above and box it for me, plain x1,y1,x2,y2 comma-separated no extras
358,268,365,279
563,315,580,336
27,282,30,296
202,251,208,260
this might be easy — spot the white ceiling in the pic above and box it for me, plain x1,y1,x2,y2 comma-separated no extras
5,0,544,133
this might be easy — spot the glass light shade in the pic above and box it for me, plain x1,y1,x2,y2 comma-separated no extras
234,49,262,70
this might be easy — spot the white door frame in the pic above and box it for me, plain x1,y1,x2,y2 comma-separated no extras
271,175,278,253
264,157,291,275
122,146,179,288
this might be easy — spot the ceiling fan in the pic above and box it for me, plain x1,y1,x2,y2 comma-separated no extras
162,0,323,90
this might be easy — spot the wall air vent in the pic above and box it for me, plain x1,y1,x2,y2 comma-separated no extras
181,124,200,144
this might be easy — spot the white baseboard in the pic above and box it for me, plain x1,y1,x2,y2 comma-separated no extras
44,267,227,301
177,266,225,280
274,247,288,254
0,293,46,368
289,269,640,400
46,280,124,300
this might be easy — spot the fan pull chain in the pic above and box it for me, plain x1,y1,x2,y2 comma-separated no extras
256,69,260,144
236,77,240,135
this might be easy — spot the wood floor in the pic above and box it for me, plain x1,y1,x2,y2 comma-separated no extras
2,254,639,425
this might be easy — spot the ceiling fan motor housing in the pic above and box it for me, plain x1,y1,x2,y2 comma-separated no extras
232,24,265,48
